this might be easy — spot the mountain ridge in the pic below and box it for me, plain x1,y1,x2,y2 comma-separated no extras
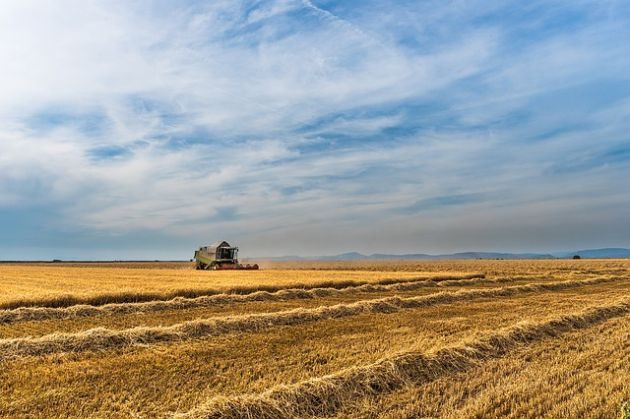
254,248,630,261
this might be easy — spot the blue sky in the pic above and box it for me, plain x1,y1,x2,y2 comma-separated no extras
1,0,630,259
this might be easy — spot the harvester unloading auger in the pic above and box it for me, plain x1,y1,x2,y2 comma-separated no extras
194,241,259,270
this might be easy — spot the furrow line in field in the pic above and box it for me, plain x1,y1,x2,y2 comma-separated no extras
0,273,548,324
0,273,485,311
174,299,630,419
0,276,624,361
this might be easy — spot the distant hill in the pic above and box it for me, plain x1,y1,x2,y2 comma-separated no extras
257,248,630,261
571,248,630,258
317,251,556,260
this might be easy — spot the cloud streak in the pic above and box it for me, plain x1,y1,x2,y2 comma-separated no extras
1,0,629,258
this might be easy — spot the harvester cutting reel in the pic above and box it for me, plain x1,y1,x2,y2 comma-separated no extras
196,261,259,270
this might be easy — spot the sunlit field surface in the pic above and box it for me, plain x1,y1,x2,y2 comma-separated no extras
0,265,458,309
0,260,628,418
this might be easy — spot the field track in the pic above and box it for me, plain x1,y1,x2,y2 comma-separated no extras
176,299,630,419
5,272,577,325
0,260,628,418
0,275,624,359
0,271,483,310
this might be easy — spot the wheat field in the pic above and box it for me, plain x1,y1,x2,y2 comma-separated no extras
0,260,628,418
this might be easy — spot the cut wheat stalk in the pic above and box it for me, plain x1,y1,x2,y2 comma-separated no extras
175,299,630,419
0,276,625,361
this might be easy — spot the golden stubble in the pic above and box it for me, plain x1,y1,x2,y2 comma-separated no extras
0,260,628,418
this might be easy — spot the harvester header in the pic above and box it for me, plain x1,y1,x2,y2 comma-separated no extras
194,241,259,270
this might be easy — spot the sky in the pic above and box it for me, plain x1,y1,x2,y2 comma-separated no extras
1,0,630,259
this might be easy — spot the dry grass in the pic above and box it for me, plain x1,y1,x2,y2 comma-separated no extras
178,299,630,419
5,273,565,339
0,260,628,418
0,276,622,360
263,258,630,274
0,265,468,309
339,315,630,419
0,273,494,325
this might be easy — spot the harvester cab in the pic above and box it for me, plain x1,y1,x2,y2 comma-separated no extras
194,241,259,270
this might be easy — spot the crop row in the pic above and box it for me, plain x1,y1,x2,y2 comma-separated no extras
0,276,624,361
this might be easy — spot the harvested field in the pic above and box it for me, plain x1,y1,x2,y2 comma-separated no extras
0,265,469,309
0,260,628,418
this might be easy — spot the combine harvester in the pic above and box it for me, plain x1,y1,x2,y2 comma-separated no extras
194,241,259,270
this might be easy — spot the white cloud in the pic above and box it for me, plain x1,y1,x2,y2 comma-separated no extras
0,0,629,256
